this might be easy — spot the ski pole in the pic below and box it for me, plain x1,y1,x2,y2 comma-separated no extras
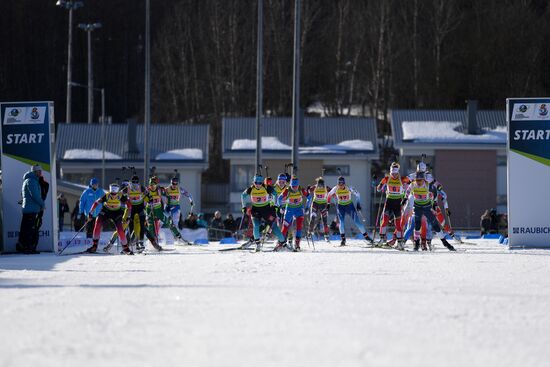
59,218,91,255
372,179,384,243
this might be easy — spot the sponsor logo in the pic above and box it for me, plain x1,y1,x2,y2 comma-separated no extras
512,227,550,234
519,104,528,113
3,106,46,125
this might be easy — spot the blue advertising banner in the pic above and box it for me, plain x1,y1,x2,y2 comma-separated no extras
0,101,57,252
507,98,550,248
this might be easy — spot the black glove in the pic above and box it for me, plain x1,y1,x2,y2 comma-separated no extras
87,213,94,221
77,213,83,220
401,198,408,207
356,203,362,211
445,208,451,217
165,206,171,213
241,207,247,214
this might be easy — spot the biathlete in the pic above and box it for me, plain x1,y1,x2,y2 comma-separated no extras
276,176,310,251
241,174,286,252
307,176,331,242
327,176,373,246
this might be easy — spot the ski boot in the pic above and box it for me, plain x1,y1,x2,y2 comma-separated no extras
85,240,98,253
254,239,262,252
441,238,456,251
421,239,428,251
121,244,134,255
413,239,420,252
293,238,301,252
427,239,434,252
103,241,114,253
396,239,405,251
240,238,254,250
324,233,330,243
135,241,146,253
386,237,397,248
150,239,163,251
363,232,374,245
273,240,286,252
340,234,346,247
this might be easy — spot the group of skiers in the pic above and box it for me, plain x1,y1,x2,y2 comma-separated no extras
80,175,194,255
239,160,457,252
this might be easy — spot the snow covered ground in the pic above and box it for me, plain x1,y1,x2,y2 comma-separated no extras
1,238,549,367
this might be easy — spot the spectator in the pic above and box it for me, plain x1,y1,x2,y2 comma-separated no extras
57,193,70,232
16,164,45,254
197,213,208,228
223,213,237,233
209,210,224,240
79,178,105,238
480,209,491,236
184,212,199,229
71,201,84,231
489,208,499,234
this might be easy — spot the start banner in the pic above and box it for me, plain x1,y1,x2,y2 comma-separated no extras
507,98,550,248
0,101,57,252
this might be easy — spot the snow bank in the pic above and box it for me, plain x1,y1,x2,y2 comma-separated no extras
155,149,203,160
63,149,122,160
402,121,507,143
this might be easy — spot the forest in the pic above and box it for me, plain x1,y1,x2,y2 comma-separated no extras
1,0,549,176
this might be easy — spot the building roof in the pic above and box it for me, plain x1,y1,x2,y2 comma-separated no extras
391,109,507,149
222,117,379,159
56,123,209,163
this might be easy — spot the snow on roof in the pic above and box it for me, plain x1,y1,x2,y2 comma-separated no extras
402,121,507,143
155,149,203,160
231,137,373,153
232,137,292,150
63,149,122,160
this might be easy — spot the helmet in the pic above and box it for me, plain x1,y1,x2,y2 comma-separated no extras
290,176,299,187
149,176,159,186
131,175,139,184
416,162,427,173
171,177,179,185
337,176,345,185
109,183,120,193
316,177,325,186
264,177,273,186
89,177,99,186
277,173,287,182
253,174,263,184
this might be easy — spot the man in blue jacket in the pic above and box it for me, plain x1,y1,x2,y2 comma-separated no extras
16,165,45,254
79,178,105,238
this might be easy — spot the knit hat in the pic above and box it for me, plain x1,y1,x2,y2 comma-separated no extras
31,164,42,172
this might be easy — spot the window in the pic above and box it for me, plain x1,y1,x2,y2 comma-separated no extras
231,165,255,191
323,165,349,176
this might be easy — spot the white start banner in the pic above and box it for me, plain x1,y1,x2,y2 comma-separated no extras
507,98,550,248
0,101,58,253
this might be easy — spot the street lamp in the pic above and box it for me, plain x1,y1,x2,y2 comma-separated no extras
78,22,102,124
56,0,83,124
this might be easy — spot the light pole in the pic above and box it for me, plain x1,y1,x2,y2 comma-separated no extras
78,22,102,124
255,0,264,173
144,0,151,180
56,0,83,124
291,0,301,169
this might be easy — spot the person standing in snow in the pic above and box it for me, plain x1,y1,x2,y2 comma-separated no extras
79,178,105,238
16,164,45,254
145,176,188,245
403,171,456,252
376,162,410,249
307,176,331,242
85,183,134,254
241,174,286,252
164,176,194,230
327,176,373,246
276,175,310,251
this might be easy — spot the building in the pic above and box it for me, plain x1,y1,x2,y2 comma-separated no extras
391,103,506,228
56,122,209,216
222,116,380,223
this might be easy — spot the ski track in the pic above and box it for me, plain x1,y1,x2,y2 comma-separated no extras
1,239,549,367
